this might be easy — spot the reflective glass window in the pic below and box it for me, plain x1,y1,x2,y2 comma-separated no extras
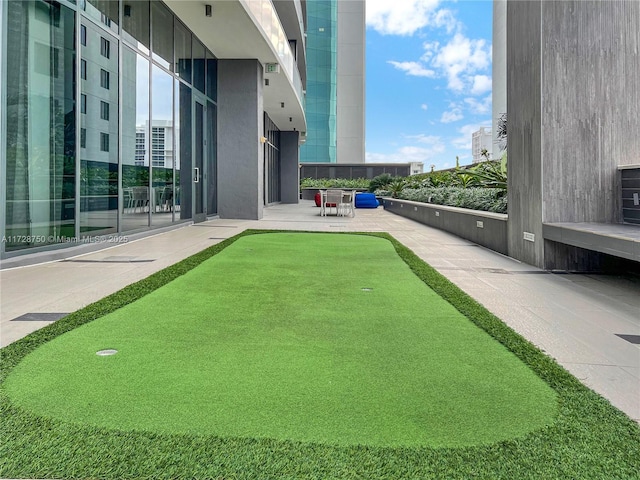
174,21,191,83
122,47,151,231
206,49,217,101
80,22,118,236
123,0,150,54
100,37,110,58
100,69,110,89
4,0,76,250
151,2,173,70
83,0,119,34
193,39,205,93
100,101,110,120
150,65,174,226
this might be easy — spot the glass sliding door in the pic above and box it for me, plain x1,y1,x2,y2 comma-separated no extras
150,65,174,226
4,0,76,250
206,101,217,215
121,47,150,232
193,100,205,222
178,83,192,220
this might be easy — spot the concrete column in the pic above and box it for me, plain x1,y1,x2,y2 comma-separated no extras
217,59,264,220
280,131,300,204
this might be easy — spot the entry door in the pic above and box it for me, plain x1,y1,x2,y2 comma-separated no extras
193,99,206,223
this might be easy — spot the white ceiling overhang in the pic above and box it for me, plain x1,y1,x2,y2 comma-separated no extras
165,0,306,138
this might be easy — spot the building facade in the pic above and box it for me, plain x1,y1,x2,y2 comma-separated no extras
300,0,364,164
0,0,306,259
471,127,492,163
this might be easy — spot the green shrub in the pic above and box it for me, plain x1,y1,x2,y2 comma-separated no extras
396,187,507,213
368,173,395,192
300,178,370,189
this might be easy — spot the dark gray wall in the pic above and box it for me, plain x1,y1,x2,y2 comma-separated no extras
217,60,264,219
280,131,300,203
507,0,640,270
507,0,543,267
300,163,412,180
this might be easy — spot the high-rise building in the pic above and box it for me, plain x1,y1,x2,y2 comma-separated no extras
1,0,307,259
300,0,365,164
471,127,492,163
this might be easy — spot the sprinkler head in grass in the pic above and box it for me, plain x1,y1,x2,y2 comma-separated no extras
96,349,118,356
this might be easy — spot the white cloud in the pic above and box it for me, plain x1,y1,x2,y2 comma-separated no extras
421,104,428,110
366,136,445,164
388,61,436,78
440,102,463,123
471,75,492,95
441,109,463,123
366,0,442,36
464,94,492,114
426,33,492,93
405,134,443,146
432,9,459,34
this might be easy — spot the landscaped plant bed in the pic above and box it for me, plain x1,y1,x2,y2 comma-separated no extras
301,187,368,201
1,231,639,479
384,198,509,255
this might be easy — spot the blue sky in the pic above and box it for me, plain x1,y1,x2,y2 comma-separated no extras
364,0,493,171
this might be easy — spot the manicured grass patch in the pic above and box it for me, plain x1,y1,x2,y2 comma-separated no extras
1,230,639,479
3,233,555,447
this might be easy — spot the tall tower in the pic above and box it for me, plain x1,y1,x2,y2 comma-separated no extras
301,0,365,164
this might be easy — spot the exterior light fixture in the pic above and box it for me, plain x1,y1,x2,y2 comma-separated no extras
205,4,212,17
124,4,131,17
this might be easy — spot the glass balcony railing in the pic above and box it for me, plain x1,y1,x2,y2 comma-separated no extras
240,0,305,107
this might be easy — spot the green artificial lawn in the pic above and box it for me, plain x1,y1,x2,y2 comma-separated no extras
2,230,639,479
3,233,555,447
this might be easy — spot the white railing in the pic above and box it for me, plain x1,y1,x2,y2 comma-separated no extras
240,0,304,106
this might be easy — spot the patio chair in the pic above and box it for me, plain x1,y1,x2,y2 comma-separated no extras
339,190,356,217
322,189,343,216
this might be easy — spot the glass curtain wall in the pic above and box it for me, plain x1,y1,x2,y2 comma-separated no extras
300,0,337,163
121,47,150,231
4,0,76,251
3,0,218,254
79,18,119,236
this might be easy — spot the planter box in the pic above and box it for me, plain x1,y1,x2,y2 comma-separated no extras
301,187,368,201
383,198,508,255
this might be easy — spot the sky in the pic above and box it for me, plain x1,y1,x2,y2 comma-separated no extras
364,0,493,171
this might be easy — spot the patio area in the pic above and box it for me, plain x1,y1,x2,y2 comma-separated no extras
1,199,639,424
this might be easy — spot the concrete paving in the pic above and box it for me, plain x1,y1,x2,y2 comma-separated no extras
1,201,639,423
